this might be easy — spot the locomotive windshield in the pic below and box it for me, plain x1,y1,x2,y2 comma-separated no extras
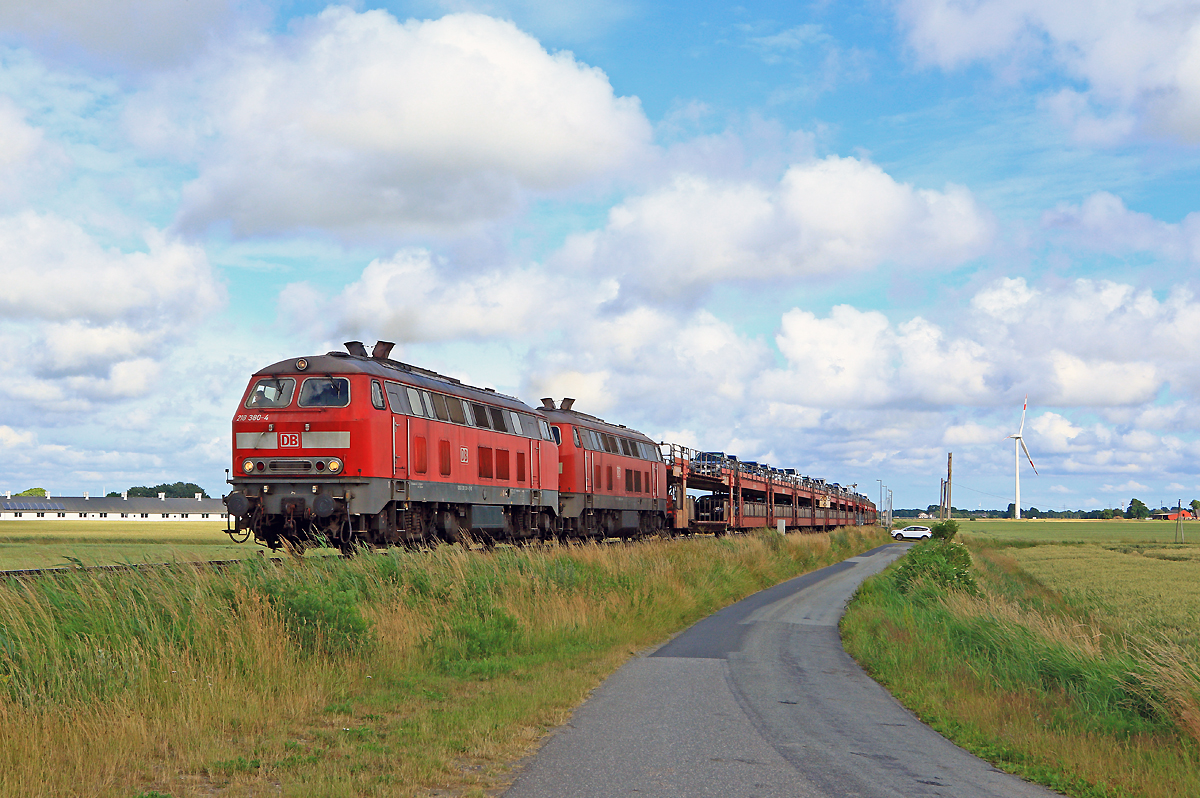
298,377,350,407
244,377,295,408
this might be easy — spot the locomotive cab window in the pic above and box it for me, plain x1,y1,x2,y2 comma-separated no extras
298,377,349,407
245,378,295,409
572,427,581,447
371,380,386,410
549,425,562,445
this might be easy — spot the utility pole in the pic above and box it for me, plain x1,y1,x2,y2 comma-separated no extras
1178,498,1186,544
877,479,884,527
947,452,953,522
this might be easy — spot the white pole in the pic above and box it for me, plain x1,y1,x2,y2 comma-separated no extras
1014,438,1022,520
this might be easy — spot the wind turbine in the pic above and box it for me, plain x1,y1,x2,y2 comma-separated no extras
1007,395,1038,519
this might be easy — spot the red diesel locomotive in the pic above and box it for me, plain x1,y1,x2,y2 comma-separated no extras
223,341,874,551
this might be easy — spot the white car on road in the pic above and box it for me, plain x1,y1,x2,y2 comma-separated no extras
893,525,932,540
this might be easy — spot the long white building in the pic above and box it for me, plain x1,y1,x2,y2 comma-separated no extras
1,492,228,521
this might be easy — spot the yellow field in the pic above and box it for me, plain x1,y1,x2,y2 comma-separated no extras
959,518,1192,544
1012,544,1200,641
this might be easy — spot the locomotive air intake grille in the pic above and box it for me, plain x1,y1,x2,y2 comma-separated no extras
267,459,313,472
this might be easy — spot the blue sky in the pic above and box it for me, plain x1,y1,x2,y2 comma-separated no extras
2,0,1200,512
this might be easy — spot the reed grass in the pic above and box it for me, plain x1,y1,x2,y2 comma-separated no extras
841,541,1200,798
0,525,885,797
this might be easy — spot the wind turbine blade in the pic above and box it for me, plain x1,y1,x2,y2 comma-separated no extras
1019,394,1028,435
1020,438,1037,475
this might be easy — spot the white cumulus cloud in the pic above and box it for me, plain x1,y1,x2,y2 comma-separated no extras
139,9,651,237
553,156,994,300
0,212,223,409
0,0,250,69
1041,191,1200,262
896,0,1200,143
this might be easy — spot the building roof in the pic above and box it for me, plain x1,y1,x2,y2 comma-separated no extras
2,496,226,513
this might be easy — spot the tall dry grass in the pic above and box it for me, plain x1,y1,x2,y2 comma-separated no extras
0,525,885,797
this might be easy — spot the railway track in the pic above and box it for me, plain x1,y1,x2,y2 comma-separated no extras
0,556,291,581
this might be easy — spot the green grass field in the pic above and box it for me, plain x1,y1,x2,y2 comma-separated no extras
844,520,1200,798
957,517,1195,544
0,526,887,797
0,521,270,569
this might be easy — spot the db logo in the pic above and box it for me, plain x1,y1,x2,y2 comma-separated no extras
460,447,469,463
280,432,300,448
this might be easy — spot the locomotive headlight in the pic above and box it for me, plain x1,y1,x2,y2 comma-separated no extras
327,458,343,474
242,459,254,474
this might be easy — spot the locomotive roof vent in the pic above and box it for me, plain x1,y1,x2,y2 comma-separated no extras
371,341,395,359
344,341,368,357
560,398,575,411
540,398,556,410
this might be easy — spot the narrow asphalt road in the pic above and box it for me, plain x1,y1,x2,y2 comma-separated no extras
504,542,1063,798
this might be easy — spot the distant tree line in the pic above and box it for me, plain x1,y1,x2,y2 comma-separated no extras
105,482,210,499
893,497,1200,520
11,484,210,499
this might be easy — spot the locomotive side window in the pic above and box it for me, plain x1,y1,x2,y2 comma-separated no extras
406,387,426,417
431,393,451,422
245,378,295,408
421,391,435,418
447,397,468,425
620,438,633,456
470,403,491,429
518,413,538,438
549,425,562,445
509,411,523,435
488,406,508,432
539,419,553,441
385,382,408,413
298,377,349,407
371,381,385,410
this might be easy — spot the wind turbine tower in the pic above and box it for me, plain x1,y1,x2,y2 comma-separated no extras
1007,396,1038,519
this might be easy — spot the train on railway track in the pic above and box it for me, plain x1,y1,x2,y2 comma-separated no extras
222,342,877,552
